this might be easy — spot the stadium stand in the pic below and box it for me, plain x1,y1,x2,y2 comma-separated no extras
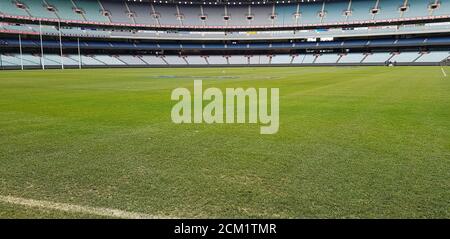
1,50,450,68
0,0,449,69
1,0,450,28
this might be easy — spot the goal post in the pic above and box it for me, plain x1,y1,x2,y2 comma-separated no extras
439,57,450,77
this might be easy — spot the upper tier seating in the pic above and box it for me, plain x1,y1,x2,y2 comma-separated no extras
45,0,85,21
19,0,57,18
376,0,405,20
101,0,132,24
73,0,110,22
1,0,449,28
0,0,29,17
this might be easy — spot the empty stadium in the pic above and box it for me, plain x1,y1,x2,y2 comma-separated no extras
0,0,449,219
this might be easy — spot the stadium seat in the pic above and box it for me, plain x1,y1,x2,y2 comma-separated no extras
315,54,340,64
74,0,110,22
94,55,126,65
46,0,85,21
164,55,188,65
346,0,375,22
1,0,449,28
363,52,392,63
186,56,207,65
271,55,293,65
0,0,30,17
228,55,248,65
338,53,366,64
2,54,41,66
101,0,133,24
1,1,449,69
116,55,147,65
206,56,228,65
19,0,57,19
415,51,450,63
390,52,422,63
139,56,167,65
291,55,307,64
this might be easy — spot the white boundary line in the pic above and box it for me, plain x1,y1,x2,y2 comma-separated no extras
0,195,166,219
441,66,448,77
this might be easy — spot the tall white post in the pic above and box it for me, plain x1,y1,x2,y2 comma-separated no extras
39,20,45,70
77,38,81,69
58,21,64,69
19,34,24,70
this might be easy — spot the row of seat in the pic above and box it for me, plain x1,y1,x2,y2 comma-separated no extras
1,52,448,68
2,37,450,50
2,21,450,41
1,0,449,27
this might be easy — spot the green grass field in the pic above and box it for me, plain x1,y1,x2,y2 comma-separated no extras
0,66,449,218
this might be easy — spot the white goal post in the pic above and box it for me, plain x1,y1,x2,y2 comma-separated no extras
440,57,450,77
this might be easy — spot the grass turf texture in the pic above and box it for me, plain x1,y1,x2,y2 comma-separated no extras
0,66,449,218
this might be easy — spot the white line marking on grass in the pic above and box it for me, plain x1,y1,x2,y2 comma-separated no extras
441,66,448,77
0,195,166,219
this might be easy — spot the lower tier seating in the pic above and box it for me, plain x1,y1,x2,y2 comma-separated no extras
1,52,449,68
